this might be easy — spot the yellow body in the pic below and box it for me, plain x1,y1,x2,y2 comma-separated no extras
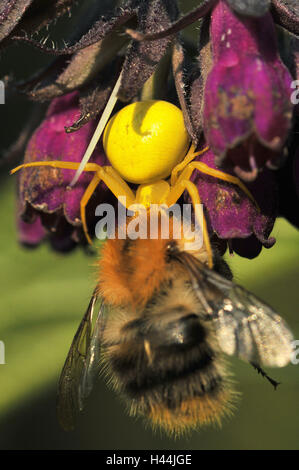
103,100,190,184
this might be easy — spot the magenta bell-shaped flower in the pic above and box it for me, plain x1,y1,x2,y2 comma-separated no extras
203,0,294,181
17,92,110,249
188,146,277,259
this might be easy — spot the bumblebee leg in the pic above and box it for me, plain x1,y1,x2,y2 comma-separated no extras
189,161,259,209
170,144,209,186
166,177,213,269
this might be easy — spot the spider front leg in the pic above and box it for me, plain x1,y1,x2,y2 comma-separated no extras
167,158,260,268
166,177,213,269
10,160,101,175
80,166,136,243
171,156,258,209
188,161,259,209
11,160,136,244
170,144,209,186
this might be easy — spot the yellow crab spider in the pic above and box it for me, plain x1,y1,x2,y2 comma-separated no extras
11,100,257,269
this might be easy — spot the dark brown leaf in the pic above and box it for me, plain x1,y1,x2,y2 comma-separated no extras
25,31,129,101
65,60,122,132
0,0,34,41
126,0,216,42
119,0,178,101
10,2,136,55
271,0,299,35
172,39,197,142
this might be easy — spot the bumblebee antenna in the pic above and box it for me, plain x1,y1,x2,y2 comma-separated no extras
250,362,280,390
69,70,123,188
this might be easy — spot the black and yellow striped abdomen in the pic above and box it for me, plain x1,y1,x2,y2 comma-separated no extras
101,275,237,435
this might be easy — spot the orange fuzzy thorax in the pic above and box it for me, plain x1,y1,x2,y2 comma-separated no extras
97,236,169,308
97,213,208,309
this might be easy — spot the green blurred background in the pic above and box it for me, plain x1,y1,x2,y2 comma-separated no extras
0,0,298,451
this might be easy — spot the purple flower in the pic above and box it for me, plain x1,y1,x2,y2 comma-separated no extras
3,0,298,255
124,1,297,180
189,146,277,258
4,0,180,132
17,213,45,247
203,0,294,181
18,92,110,248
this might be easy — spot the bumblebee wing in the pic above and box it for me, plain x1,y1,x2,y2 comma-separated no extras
208,277,294,368
176,252,294,368
57,290,106,431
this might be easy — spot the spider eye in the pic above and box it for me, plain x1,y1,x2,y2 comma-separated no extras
103,100,190,185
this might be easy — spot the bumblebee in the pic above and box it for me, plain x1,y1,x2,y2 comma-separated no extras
56,216,294,434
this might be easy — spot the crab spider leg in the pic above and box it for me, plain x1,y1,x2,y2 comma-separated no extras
188,161,259,209
11,160,136,207
11,160,136,244
80,165,136,243
170,144,209,186
170,148,259,210
167,178,213,269
80,173,102,244
102,166,136,204
10,160,101,175
183,180,213,269
10,160,102,175
167,157,259,268
171,158,258,210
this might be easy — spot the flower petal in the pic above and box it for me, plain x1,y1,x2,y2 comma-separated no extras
19,92,110,226
17,214,45,247
203,0,293,177
188,147,277,258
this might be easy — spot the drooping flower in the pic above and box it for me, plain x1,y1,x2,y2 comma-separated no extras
17,212,45,247
17,92,110,248
4,0,180,132
188,146,277,258
203,0,294,181
1,0,298,253
2,0,297,144
127,0,297,179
